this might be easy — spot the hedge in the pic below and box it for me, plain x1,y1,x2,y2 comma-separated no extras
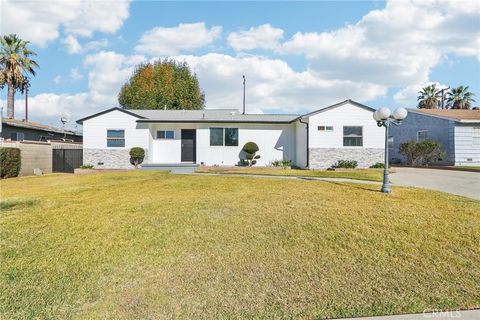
0,147,21,178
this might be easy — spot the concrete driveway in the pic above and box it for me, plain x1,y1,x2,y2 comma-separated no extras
390,167,480,200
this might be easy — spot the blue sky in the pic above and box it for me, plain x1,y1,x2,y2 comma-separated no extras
1,0,479,130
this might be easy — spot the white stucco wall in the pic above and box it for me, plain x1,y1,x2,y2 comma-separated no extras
148,123,296,166
295,120,308,168
454,124,480,166
82,110,149,150
307,103,384,148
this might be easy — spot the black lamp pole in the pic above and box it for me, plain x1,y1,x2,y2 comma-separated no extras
242,75,246,115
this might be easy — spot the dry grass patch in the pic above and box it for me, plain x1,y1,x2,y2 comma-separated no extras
0,171,479,319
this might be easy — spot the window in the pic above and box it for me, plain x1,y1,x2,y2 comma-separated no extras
417,130,428,141
107,129,125,147
156,130,174,139
225,128,239,146
210,127,239,146
210,128,224,146
473,128,480,146
318,126,334,132
10,132,24,141
343,126,363,146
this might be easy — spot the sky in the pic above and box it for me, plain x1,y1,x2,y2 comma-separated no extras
1,0,479,131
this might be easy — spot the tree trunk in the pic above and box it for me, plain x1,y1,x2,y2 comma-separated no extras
7,84,15,119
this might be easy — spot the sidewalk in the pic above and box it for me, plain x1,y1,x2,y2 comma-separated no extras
338,309,479,320
193,172,381,184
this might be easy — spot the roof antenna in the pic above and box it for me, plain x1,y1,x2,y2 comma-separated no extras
60,116,68,140
242,75,246,115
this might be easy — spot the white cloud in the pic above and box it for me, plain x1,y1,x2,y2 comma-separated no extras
53,76,62,85
228,24,284,51
5,51,145,129
62,35,83,54
84,38,109,51
61,36,109,54
170,53,386,113
14,51,387,129
83,51,145,105
135,22,222,56
1,0,130,47
393,81,449,106
70,68,84,81
281,0,480,88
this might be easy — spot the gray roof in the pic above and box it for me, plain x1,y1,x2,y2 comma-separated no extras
3,118,81,136
133,109,300,123
76,99,373,124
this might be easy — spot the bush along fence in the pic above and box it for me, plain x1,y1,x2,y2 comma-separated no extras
399,140,445,166
0,147,21,178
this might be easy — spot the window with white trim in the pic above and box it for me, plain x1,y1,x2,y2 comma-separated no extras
209,127,239,146
156,130,174,139
107,129,125,147
343,126,363,146
417,130,428,141
473,127,480,145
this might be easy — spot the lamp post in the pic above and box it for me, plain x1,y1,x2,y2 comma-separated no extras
373,107,408,193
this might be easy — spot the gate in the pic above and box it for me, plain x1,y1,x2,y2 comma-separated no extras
52,144,83,173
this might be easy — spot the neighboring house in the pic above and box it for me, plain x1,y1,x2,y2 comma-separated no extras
0,118,82,142
76,99,384,169
389,109,480,166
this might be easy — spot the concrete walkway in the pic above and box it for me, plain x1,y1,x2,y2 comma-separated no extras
339,309,479,320
390,167,480,200
194,168,479,200
193,172,381,185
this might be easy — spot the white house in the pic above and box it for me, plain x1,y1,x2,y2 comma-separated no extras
76,99,385,169
389,109,480,166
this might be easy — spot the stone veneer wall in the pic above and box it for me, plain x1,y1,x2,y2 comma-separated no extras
84,148,148,169
309,148,383,169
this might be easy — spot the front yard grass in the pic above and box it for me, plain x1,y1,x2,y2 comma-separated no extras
0,171,479,319
196,165,386,181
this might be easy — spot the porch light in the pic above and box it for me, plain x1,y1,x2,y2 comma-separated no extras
373,107,408,194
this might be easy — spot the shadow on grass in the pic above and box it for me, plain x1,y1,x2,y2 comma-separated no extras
0,198,40,212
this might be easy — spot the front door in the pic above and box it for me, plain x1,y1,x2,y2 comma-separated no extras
181,129,196,162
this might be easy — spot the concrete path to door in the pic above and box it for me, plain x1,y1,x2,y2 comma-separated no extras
390,167,480,200
338,309,479,320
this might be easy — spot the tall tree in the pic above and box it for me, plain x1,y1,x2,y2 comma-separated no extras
118,59,205,110
0,34,39,119
417,84,440,109
446,86,476,109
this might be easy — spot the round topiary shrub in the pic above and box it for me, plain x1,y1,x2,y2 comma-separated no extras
242,142,259,155
129,147,145,168
241,142,260,166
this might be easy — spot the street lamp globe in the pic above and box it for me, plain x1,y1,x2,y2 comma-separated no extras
393,107,408,120
373,110,383,122
377,107,391,120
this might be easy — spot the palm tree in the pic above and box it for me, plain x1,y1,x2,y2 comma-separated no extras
446,86,476,109
0,34,39,119
417,84,440,109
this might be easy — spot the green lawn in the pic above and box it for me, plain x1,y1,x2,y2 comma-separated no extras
1,171,479,319
196,166,386,181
